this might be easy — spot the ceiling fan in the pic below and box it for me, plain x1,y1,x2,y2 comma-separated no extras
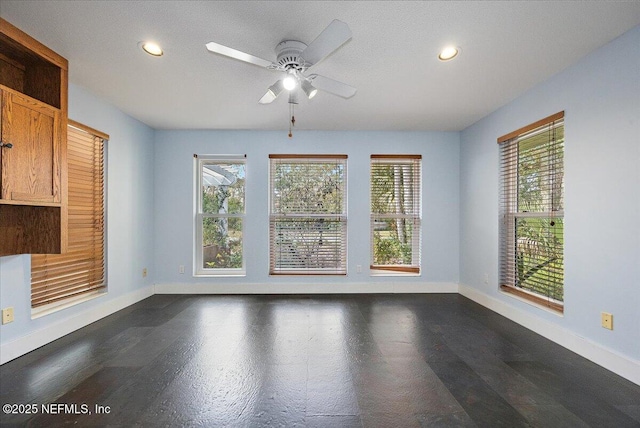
205,20,357,104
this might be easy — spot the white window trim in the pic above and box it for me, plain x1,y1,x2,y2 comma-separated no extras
268,155,348,275
193,154,246,277
499,114,564,312
369,156,422,276
32,290,108,319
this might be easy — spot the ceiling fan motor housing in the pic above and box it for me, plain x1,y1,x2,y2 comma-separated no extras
205,19,355,103
275,40,308,71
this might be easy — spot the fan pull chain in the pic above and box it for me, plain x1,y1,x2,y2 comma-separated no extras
288,102,295,138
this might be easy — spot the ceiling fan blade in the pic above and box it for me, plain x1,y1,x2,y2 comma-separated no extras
205,41,274,68
308,74,357,99
300,20,352,67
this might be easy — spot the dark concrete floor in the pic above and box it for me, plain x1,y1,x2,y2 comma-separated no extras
1,294,638,427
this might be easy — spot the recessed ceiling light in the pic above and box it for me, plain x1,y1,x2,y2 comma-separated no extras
438,46,459,61
140,41,163,57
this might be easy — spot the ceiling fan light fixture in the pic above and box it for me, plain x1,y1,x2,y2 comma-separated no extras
258,91,276,104
140,41,163,57
283,75,297,91
302,80,318,99
438,46,459,61
268,80,284,98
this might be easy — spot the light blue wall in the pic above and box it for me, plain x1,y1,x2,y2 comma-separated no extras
153,130,460,287
460,26,640,359
0,83,155,346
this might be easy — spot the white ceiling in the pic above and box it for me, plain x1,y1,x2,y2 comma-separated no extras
1,1,639,131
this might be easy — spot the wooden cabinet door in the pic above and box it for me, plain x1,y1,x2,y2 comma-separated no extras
0,87,61,203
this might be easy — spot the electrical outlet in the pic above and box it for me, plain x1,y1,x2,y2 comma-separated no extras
356,265,362,274
601,312,613,330
484,273,489,284
2,307,14,325
142,268,147,278
179,265,185,274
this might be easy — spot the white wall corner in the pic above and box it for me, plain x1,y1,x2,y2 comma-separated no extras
0,285,154,365
458,283,640,386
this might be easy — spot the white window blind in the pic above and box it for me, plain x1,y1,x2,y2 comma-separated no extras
370,155,421,274
499,112,564,312
269,154,347,275
31,121,107,308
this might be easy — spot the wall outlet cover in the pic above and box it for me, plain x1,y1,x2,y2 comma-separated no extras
2,307,15,325
601,312,613,330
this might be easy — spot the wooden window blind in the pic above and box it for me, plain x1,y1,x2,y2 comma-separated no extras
499,112,564,312
31,121,107,308
269,154,347,275
370,155,422,274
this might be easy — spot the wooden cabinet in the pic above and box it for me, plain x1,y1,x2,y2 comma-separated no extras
1,87,62,203
0,18,68,256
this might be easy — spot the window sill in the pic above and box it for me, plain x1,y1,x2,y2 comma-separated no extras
500,285,564,315
194,271,246,277
269,272,347,276
370,265,420,277
370,270,421,277
31,290,107,319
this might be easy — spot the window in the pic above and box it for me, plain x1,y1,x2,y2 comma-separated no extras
31,121,107,310
370,155,422,274
195,155,246,276
499,112,564,312
269,154,347,275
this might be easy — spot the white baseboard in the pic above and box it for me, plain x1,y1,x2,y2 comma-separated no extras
458,283,640,386
0,285,154,365
154,281,459,295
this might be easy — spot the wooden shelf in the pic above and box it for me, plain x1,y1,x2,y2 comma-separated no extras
0,199,61,208
0,205,61,256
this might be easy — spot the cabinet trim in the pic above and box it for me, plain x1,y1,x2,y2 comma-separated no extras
0,18,68,71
